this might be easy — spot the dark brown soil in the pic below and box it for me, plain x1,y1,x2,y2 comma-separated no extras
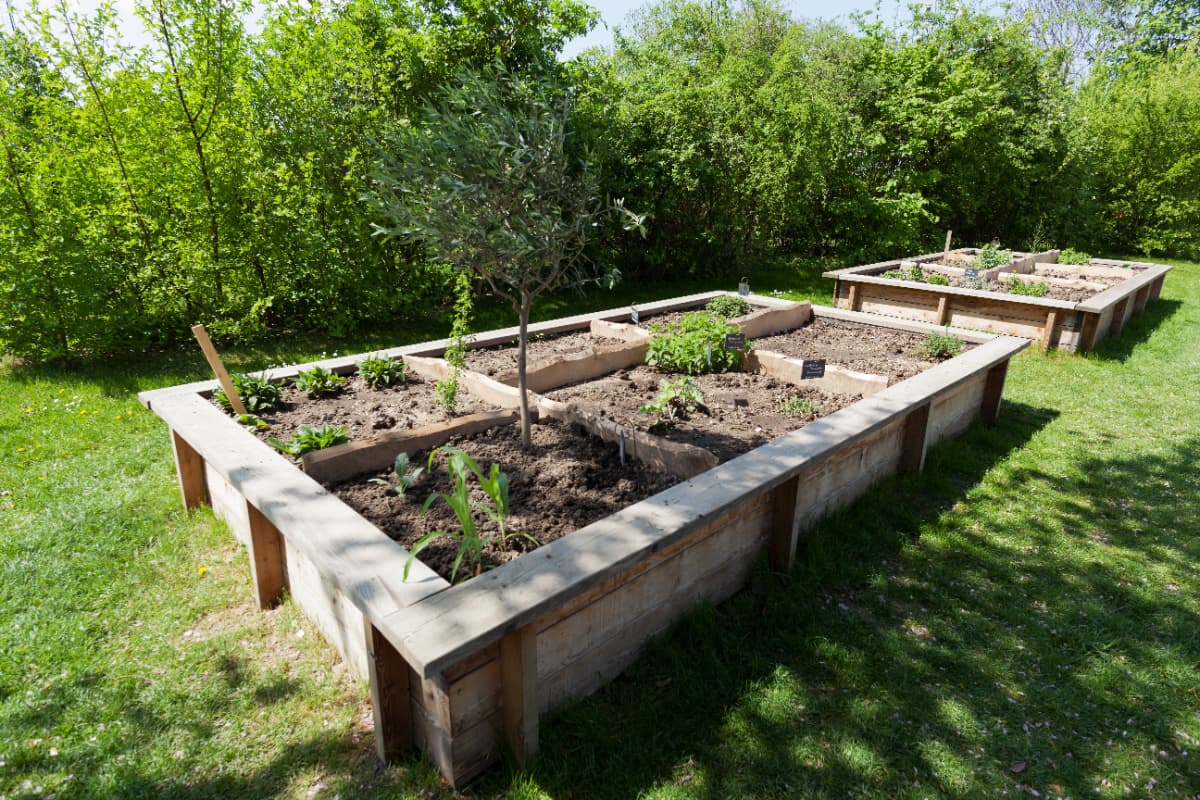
891,267,1124,302
223,375,498,445
548,365,859,463
754,318,966,381
329,417,677,582
464,329,619,377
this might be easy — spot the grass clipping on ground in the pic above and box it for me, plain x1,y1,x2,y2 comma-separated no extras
2,262,1199,799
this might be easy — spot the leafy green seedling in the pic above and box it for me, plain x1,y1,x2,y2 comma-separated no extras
357,354,407,388
369,452,424,496
1005,276,1049,297
960,275,988,290
213,372,283,414
646,312,750,375
975,241,1012,271
916,331,964,360
1058,248,1090,265
778,395,817,417
236,413,269,431
926,273,950,286
639,377,706,429
295,365,347,397
705,295,751,319
880,269,905,279
268,424,349,460
907,264,924,282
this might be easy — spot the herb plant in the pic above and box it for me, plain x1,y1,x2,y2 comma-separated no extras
236,413,269,431
1006,276,1049,296
916,331,964,360
357,354,406,388
268,424,349,460
926,273,950,286
646,312,750,375
705,295,751,319
639,377,706,428
404,447,535,582
880,269,905,279
907,264,924,282
975,241,1012,271
778,395,817,417
1058,248,1091,265
295,365,347,397
960,275,988,291
369,452,424,496
213,372,283,414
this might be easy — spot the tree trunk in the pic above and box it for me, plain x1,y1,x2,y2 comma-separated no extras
517,289,533,449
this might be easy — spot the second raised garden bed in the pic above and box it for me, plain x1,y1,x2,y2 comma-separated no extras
824,247,1172,352
139,292,1028,785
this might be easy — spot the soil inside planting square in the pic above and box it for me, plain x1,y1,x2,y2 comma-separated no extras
548,365,860,463
899,266,1127,303
218,374,499,445
329,417,677,582
754,317,967,381
464,329,620,377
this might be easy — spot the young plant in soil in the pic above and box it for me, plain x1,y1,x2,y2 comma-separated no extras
926,273,950,286
404,447,535,582
369,452,424,497
639,376,707,430
1058,248,1091,265
975,241,1012,271
294,365,347,398
214,372,282,414
646,312,750,375
960,275,988,291
778,394,817,417
268,424,349,460
357,354,406,388
916,331,964,360
1005,276,1049,297
705,295,751,319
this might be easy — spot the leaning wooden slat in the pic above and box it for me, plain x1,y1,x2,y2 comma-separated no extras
380,336,1029,677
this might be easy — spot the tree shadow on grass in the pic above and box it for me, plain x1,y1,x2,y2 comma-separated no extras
506,406,1200,799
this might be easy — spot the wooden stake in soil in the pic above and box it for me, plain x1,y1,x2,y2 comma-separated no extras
191,323,247,416
943,229,953,263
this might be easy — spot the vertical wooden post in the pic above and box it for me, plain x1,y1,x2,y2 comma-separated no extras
1132,284,1150,313
500,624,539,767
900,403,931,473
847,284,860,312
1109,298,1129,337
365,620,413,762
768,475,801,572
245,502,286,609
171,430,208,509
1079,312,1100,353
1041,310,1058,351
942,229,953,263
1148,275,1164,302
981,361,1009,426
935,295,949,326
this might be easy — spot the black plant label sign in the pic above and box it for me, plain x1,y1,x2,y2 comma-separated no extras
965,268,980,279
724,333,745,350
801,359,827,379
733,398,749,408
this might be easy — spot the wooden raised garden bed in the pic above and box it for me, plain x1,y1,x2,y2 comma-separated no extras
139,292,1028,786
824,248,1172,352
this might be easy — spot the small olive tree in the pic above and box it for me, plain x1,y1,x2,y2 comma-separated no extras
368,63,643,448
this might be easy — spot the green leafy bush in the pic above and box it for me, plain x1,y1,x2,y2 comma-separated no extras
646,312,750,375
295,366,347,397
268,424,349,459
639,377,706,428
926,273,950,286
916,331,964,360
976,242,1012,271
213,373,283,414
880,269,906,280
357,354,407,388
1058,248,1091,265
705,296,751,319
405,447,535,582
1006,276,1049,297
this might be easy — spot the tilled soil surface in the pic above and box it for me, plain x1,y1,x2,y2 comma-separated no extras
548,365,860,463
219,374,498,446
464,330,619,378
754,317,966,381
330,417,677,582
896,267,1124,303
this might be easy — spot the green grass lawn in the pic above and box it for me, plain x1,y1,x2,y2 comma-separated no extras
2,259,1198,799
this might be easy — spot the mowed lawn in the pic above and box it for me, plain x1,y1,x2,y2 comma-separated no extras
2,260,1197,799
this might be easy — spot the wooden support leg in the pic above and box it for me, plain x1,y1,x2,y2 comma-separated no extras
246,503,287,609
1041,310,1058,351
768,475,801,573
981,361,1009,426
1079,313,1100,353
847,283,860,312
1133,284,1150,313
900,403,931,473
1148,275,1164,302
1109,298,1129,337
935,295,949,326
171,430,208,510
500,624,539,767
365,620,413,762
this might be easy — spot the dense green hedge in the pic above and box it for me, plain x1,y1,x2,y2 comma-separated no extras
1,0,1196,359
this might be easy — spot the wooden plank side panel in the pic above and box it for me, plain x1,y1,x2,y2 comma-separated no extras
792,418,907,533
926,374,986,447
205,463,251,546
285,537,371,679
